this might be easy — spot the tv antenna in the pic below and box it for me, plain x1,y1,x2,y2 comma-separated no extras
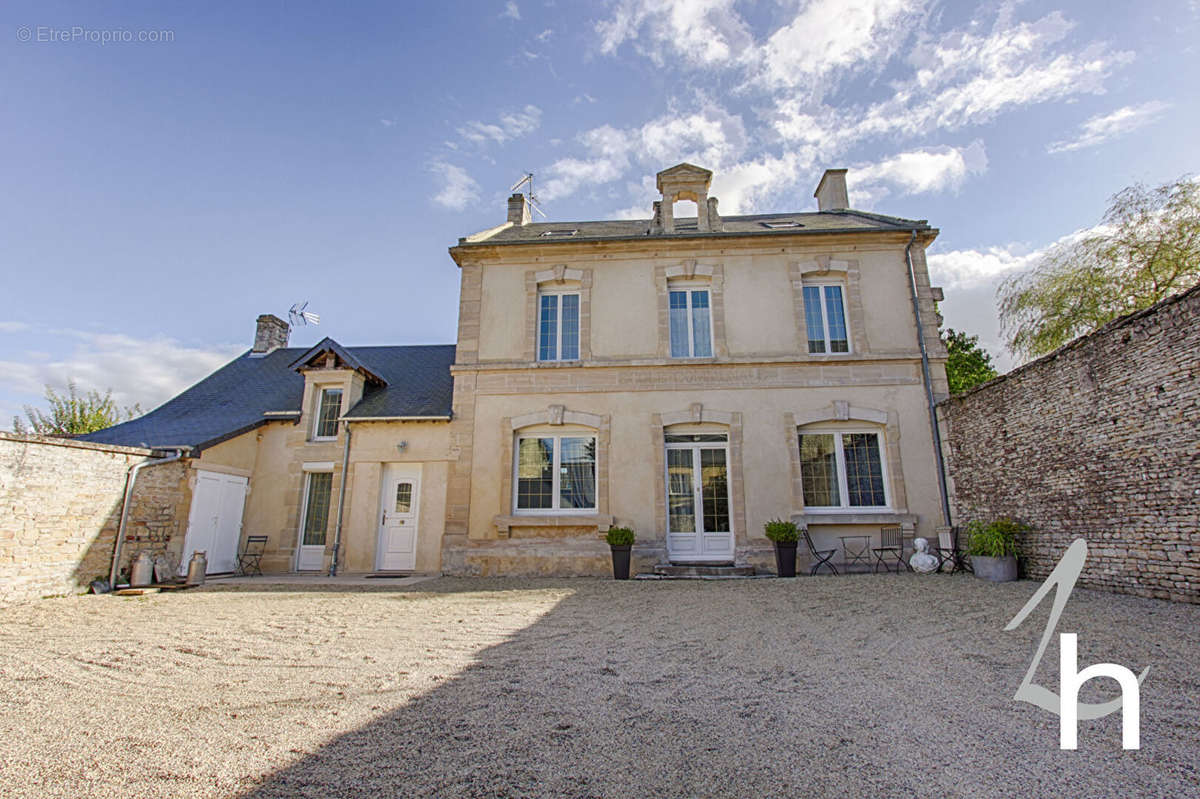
288,301,321,328
510,172,547,219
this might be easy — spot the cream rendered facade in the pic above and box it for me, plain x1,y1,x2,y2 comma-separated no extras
441,164,949,576
88,163,947,579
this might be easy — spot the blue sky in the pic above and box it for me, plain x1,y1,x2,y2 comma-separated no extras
1,0,1197,427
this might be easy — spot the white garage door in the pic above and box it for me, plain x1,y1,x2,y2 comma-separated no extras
182,471,248,575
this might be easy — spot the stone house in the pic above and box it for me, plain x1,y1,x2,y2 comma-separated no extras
81,163,950,578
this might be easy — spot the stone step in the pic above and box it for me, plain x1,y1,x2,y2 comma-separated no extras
650,564,758,578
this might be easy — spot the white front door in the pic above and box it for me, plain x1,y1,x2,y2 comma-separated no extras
665,435,734,563
377,464,421,572
296,471,333,571
182,471,247,574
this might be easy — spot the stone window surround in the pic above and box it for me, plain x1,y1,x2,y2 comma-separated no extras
494,404,612,538
790,257,868,357
523,265,593,363
785,401,910,522
654,261,728,359
650,403,747,547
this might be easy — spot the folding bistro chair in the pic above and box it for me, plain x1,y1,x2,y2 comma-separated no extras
936,526,971,574
802,527,839,576
872,526,906,573
236,535,268,576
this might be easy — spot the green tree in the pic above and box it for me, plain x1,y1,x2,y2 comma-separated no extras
12,382,141,436
998,176,1200,358
943,328,999,394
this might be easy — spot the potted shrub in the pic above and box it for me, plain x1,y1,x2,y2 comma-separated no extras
966,518,1026,582
605,526,635,580
764,518,799,578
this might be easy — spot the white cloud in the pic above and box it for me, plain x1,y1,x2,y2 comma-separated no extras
458,105,542,146
927,244,1041,291
596,0,754,67
852,141,988,205
429,161,481,211
502,1,520,21
759,0,924,91
0,321,31,333
0,329,242,422
1047,101,1170,154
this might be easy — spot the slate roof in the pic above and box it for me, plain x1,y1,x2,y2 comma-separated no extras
78,344,456,452
457,209,931,247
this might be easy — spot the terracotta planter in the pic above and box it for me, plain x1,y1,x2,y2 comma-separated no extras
773,541,798,578
972,555,1018,582
610,544,632,580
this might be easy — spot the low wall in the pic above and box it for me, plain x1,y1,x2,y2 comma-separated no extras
938,284,1200,603
0,433,190,605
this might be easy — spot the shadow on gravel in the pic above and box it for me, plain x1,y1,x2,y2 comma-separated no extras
236,577,1200,799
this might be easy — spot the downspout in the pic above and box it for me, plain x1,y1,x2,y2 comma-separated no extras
905,230,953,527
329,421,352,577
108,447,187,587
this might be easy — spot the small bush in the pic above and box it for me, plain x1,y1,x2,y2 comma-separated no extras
965,518,1027,558
763,518,799,543
605,526,635,546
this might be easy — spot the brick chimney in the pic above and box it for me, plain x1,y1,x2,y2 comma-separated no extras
814,168,849,211
252,314,290,355
507,193,531,225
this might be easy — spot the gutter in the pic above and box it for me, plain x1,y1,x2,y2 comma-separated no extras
904,230,953,528
329,421,353,577
108,447,187,587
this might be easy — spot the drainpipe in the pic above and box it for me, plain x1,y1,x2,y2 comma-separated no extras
108,447,187,587
905,230,953,527
329,421,352,577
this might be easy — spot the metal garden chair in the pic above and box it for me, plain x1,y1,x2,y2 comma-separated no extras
872,525,907,573
802,527,839,576
236,535,268,576
936,526,971,574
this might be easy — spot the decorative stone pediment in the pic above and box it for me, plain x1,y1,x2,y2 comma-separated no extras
652,162,721,234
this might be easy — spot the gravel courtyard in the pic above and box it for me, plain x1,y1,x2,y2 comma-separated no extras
1,575,1197,798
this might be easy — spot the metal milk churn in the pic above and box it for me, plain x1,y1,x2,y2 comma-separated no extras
130,551,155,587
185,551,208,586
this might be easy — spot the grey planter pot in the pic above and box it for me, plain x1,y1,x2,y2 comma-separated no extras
972,555,1018,582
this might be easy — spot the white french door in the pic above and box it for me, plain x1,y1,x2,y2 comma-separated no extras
376,464,421,572
296,470,333,571
665,434,734,563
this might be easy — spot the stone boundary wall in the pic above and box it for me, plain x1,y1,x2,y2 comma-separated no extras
0,433,190,605
938,283,1200,603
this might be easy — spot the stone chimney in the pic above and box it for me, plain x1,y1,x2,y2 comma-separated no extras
814,168,849,211
252,314,290,355
507,193,531,225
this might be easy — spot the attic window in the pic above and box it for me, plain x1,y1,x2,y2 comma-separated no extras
540,229,579,238
762,221,803,229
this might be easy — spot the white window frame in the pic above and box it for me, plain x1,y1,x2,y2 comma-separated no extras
667,281,714,359
512,433,597,514
537,289,581,362
798,428,890,511
312,386,343,441
802,281,852,355
296,463,334,569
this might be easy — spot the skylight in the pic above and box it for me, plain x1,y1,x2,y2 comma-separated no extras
540,229,579,237
761,221,803,229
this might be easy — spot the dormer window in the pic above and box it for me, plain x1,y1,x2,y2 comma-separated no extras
313,388,342,440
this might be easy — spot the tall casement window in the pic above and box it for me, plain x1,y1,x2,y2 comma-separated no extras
803,284,850,354
538,292,580,361
669,286,713,358
296,469,333,570
313,388,343,439
799,430,888,509
514,434,596,512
